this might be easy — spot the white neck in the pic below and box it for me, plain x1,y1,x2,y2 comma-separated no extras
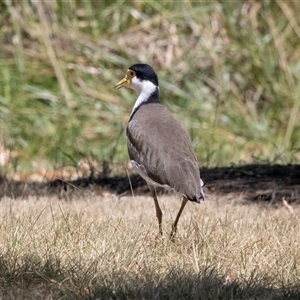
129,77,158,117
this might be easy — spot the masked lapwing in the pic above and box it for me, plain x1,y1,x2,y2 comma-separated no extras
115,64,204,238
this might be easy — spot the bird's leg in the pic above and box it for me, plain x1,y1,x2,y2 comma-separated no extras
170,196,188,240
149,186,163,236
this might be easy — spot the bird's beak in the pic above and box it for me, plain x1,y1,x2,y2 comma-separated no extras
115,76,130,89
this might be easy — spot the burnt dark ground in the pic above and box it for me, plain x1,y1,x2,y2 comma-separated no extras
1,164,300,204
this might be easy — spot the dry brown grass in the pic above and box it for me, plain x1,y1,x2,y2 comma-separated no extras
0,192,299,299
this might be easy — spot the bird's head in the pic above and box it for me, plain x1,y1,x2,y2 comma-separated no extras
115,64,159,95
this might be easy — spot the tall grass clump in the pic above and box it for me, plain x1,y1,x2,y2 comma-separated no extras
1,1,300,174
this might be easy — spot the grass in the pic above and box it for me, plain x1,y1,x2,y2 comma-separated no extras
0,193,299,299
1,2,300,299
1,1,300,176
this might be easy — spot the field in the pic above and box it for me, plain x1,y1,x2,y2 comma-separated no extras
1,1,300,174
1,1,300,299
0,163,300,299
0,193,299,299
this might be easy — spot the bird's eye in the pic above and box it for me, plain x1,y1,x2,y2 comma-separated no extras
130,71,135,77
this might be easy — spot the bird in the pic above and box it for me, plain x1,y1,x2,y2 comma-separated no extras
115,63,204,238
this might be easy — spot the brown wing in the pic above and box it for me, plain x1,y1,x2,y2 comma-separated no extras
126,103,204,202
